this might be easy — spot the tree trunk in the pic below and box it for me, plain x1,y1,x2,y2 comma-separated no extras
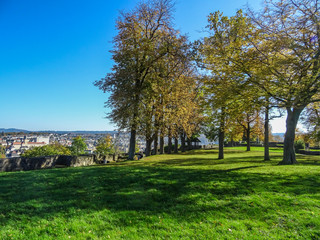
218,107,225,159
145,137,152,157
168,136,172,154
153,131,158,155
264,104,270,161
246,122,251,152
181,133,186,152
279,108,303,165
128,128,136,160
187,138,192,150
128,93,139,160
218,128,224,159
159,136,164,154
174,137,178,153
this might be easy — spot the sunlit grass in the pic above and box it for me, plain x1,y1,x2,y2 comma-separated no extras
0,147,319,239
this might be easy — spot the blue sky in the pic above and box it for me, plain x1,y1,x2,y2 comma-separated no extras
0,0,286,132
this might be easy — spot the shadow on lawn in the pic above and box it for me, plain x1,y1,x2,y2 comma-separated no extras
148,155,279,167
0,155,319,226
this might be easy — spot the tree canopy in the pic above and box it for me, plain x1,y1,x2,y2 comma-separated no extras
70,136,87,156
96,0,319,164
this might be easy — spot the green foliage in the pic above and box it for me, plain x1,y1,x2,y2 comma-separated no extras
95,135,114,157
0,145,5,158
94,0,200,159
0,148,319,239
70,136,87,156
202,124,219,142
294,140,305,152
301,102,320,144
135,140,140,153
200,1,320,164
21,143,71,158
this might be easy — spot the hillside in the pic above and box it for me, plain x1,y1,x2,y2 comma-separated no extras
0,147,319,239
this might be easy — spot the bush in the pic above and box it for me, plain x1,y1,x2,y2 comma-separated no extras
294,139,305,152
21,143,71,158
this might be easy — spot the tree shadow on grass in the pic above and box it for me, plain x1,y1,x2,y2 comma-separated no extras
0,159,319,228
149,155,279,167
175,150,320,166
295,154,320,166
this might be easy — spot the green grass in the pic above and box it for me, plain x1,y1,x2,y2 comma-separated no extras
0,147,319,239
309,149,320,152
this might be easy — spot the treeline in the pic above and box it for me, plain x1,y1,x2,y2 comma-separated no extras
95,0,320,165
94,0,201,160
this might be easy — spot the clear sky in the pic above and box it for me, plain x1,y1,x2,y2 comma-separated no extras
0,0,287,132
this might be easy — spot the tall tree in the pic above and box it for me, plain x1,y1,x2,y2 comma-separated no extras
94,0,175,159
246,0,320,164
203,2,320,164
138,33,197,156
199,10,260,159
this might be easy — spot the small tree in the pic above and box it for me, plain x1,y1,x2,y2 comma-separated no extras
0,145,6,158
70,136,87,155
95,135,115,158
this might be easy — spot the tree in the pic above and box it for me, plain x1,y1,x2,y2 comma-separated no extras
232,89,264,151
94,0,176,160
199,10,260,159
138,34,196,156
95,135,115,158
70,136,87,155
245,0,320,164
202,2,320,164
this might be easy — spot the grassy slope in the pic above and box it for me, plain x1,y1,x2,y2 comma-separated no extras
0,147,319,239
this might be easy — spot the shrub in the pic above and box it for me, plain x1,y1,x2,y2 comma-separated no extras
21,143,71,158
294,139,305,152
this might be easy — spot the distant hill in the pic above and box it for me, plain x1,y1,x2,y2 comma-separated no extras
0,128,117,135
0,128,30,133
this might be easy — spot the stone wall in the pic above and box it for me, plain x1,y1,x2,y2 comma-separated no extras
0,154,97,173
56,154,97,167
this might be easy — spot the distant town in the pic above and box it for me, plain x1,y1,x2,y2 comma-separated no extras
0,128,223,158
0,128,286,158
0,130,145,158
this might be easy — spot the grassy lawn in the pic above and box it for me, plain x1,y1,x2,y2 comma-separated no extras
0,147,319,239
310,149,320,152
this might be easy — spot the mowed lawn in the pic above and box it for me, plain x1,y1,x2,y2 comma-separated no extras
0,148,319,239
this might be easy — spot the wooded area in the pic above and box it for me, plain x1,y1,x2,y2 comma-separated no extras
95,0,320,165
